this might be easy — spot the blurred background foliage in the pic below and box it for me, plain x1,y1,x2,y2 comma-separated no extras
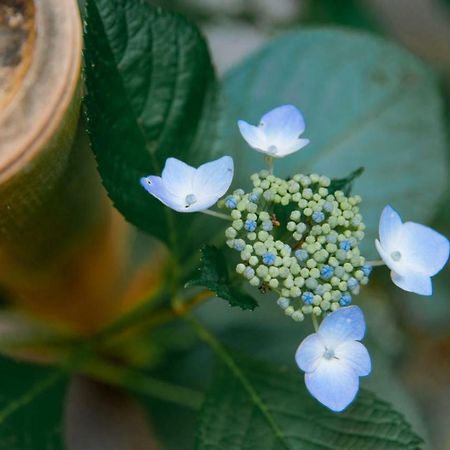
1,0,449,449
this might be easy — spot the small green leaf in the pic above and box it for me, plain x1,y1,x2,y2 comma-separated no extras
196,354,424,450
186,246,258,310
329,166,364,195
84,0,221,252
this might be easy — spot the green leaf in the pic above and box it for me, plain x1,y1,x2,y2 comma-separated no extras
84,0,221,251
329,166,364,195
186,246,258,310
223,29,448,257
196,354,424,450
0,357,66,449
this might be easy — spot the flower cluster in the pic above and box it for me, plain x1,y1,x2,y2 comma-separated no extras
221,170,370,321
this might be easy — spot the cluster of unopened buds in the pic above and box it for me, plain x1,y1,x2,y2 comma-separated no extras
141,104,449,412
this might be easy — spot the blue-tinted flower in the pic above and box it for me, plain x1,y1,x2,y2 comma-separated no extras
262,220,273,232
339,240,352,251
320,265,334,280
339,293,352,306
295,249,308,261
295,306,371,412
237,105,310,158
302,292,314,304
361,264,372,277
347,277,359,290
233,239,245,251
312,211,325,223
225,195,238,209
249,193,260,203
375,205,449,295
262,252,276,265
141,156,234,213
244,219,257,232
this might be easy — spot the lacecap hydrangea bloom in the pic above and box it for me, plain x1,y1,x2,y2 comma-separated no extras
375,205,449,295
141,156,234,212
220,170,370,322
295,306,371,411
238,105,310,158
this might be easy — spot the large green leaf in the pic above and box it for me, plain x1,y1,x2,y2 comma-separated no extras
223,29,448,257
0,357,65,449
196,354,423,450
84,0,221,252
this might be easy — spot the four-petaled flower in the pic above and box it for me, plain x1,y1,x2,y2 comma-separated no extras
295,306,371,412
237,105,310,158
375,205,449,295
141,156,234,213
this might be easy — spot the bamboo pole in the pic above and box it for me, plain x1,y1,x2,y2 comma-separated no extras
0,0,166,336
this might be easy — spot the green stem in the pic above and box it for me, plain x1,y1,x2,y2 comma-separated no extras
366,259,385,267
202,209,232,221
265,155,274,174
185,314,288,447
81,358,203,410
311,314,319,332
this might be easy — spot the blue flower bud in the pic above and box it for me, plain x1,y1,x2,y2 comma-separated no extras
339,240,352,251
262,220,273,231
244,219,257,232
320,265,334,280
225,196,237,209
249,193,260,203
362,264,372,277
262,252,276,265
295,249,308,261
339,293,352,306
277,297,290,309
243,267,255,279
347,277,359,290
312,211,325,223
234,239,245,251
302,292,314,305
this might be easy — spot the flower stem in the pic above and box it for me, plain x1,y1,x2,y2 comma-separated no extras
202,209,232,221
265,155,274,174
311,314,319,332
366,259,385,267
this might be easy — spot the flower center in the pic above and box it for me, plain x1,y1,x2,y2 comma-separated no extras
323,348,335,360
267,145,278,155
185,194,197,207
390,250,402,261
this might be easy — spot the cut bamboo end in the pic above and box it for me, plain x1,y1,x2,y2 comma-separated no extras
0,0,82,183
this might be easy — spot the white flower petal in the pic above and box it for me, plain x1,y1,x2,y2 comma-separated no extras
397,222,449,276
161,158,196,197
260,104,305,141
237,120,267,150
193,156,234,201
319,306,366,346
140,176,185,212
305,359,359,412
279,138,310,157
375,239,406,276
391,270,432,296
379,205,403,252
295,333,325,373
335,341,371,377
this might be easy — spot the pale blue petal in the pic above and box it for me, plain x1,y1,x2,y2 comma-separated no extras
281,138,310,157
237,120,266,150
379,205,402,251
193,156,234,200
161,158,196,197
397,222,449,276
375,239,406,276
260,105,305,141
335,341,371,376
391,270,432,296
305,359,359,412
140,176,185,212
295,333,325,373
319,306,366,345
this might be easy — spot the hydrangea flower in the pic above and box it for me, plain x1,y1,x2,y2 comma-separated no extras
237,105,310,158
141,156,234,213
295,306,371,412
375,205,449,295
